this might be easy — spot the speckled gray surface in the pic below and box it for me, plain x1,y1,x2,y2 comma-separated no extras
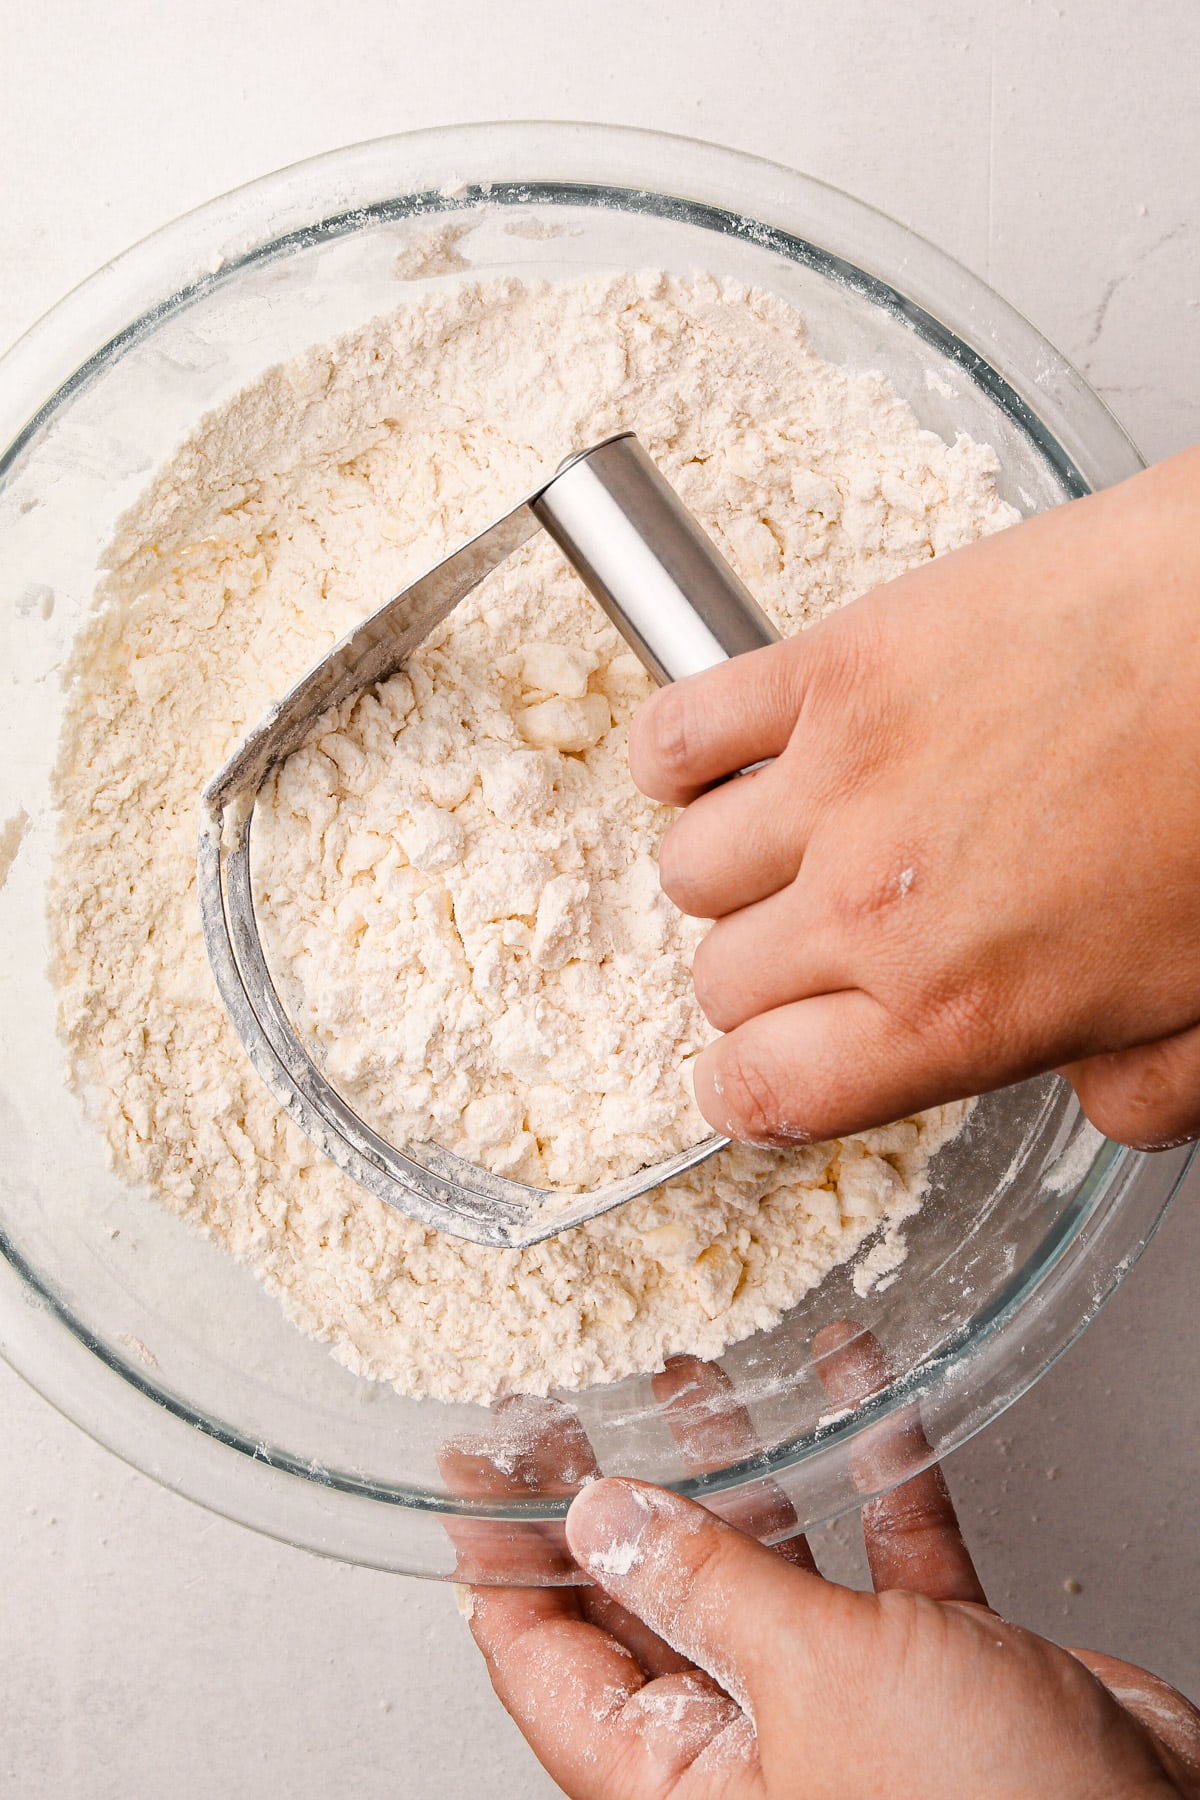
2,1,1197,1792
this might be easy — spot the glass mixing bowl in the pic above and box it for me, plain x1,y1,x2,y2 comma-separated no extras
0,123,1192,1581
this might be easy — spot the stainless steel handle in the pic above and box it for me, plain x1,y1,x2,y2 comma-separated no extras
533,433,780,684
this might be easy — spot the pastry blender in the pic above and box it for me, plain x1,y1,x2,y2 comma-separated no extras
199,434,778,1246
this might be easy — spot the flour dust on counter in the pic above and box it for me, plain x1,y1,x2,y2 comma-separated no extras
50,271,1013,1403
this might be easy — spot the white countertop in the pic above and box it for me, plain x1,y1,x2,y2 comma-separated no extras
2,2,1197,1793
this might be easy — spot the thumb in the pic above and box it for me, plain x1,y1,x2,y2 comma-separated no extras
565,1478,851,1717
1062,1021,1200,1150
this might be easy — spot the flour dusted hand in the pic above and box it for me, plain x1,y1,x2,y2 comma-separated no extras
631,447,1200,1152
463,1339,1200,1798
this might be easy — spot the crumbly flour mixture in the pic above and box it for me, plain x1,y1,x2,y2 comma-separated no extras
51,270,1016,1403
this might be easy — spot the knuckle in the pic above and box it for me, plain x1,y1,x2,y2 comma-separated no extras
923,980,1004,1067
757,636,809,732
877,955,1007,1080
815,843,931,976
690,930,736,1030
801,608,900,789
630,684,697,794
825,854,912,930
656,820,700,912
806,610,880,719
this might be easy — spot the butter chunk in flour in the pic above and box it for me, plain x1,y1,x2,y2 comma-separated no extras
50,272,1014,1404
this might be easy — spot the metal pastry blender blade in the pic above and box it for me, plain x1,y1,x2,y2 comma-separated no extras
198,433,779,1247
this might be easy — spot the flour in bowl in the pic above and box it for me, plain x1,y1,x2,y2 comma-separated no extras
50,271,1015,1403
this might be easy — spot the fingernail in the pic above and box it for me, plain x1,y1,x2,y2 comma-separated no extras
766,1119,815,1146
566,1478,690,1580
699,1064,813,1149
744,1123,814,1149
